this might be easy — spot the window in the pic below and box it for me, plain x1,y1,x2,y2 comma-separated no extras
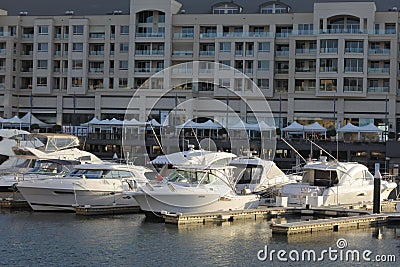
219,42,231,52
257,79,269,89
258,42,270,52
320,79,337,91
37,60,47,69
37,77,47,86
219,78,230,88
260,3,290,14
212,3,242,14
120,25,129,35
119,78,128,88
345,41,364,53
73,25,84,35
72,43,83,52
138,11,153,23
344,59,363,72
344,78,363,92
119,60,128,70
320,59,338,72
257,60,269,71
72,60,83,70
119,43,129,53
219,60,231,69
298,24,313,34
37,43,48,52
385,23,396,34
72,77,83,87
38,26,48,35
320,40,338,53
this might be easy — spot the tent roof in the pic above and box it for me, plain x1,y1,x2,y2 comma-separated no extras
358,123,383,133
176,120,221,129
258,121,275,131
303,122,326,132
337,122,360,133
81,117,102,126
146,119,162,127
282,121,304,132
20,112,49,126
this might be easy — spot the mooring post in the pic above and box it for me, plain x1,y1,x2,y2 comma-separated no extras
373,163,381,214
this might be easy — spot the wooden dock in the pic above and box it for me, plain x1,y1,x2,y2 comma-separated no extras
75,205,141,216
270,214,390,235
162,207,288,225
0,198,31,211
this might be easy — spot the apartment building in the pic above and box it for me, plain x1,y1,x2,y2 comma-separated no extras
0,0,399,139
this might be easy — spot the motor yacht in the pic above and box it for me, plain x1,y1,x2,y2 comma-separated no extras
130,164,260,216
17,163,152,211
229,156,299,197
279,156,397,206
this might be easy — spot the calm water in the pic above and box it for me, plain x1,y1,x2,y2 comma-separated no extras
0,211,399,266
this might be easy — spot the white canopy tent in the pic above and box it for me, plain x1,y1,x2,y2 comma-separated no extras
303,122,327,139
337,122,383,141
20,112,49,127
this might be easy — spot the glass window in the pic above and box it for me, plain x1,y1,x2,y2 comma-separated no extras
119,43,129,53
120,25,129,35
72,43,83,52
37,60,47,69
73,25,84,35
219,42,231,52
38,26,48,35
119,60,128,70
36,77,47,86
257,60,269,71
72,77,82,87
320,79,337,91
72,60,83,70
37,43,48,52
257,79,269,89
258,42,270,52
119,78,128,88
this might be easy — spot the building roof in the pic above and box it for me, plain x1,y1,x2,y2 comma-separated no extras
0,0,399,16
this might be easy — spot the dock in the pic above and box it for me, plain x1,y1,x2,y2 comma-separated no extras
0,198,31,211
75,205,141,216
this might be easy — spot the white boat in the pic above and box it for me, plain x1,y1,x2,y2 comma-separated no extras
0,133,102,194
279,156,397,206
229,156,299,196
131,164,260,216
17,163,152,211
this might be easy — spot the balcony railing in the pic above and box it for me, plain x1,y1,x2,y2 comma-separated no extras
368,49,390,54
22,34,34,38
135,32,165,38
172,51,193,56
275,69,289,74
295,48,317,54
173,32,194,38
319,67,338,72
275,51,289,56
344,66,363,72
343,86,363,92
199,32,217,38
135,50,164,55
134,67,163,73
0,48,6,54
89,33,105,39
368,68,389,73
199,51,215,56
295,67,316,72
295,86,316,91
89,50,105,55
89,68,104,73
320,48,338,53
345,48,363,53
368,86,389,93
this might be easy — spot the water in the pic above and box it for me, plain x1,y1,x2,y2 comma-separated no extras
0,212,399,266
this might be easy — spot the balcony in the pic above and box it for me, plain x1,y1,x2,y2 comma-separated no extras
173,33,194,38
244,68,253,74
134,67,163,73
295,48,317,54
368,87,389,93
320,48,338,53
199,51,215,56
89,68,104,73
22,34,34,38
246,50,254,56
0,83,5,89
89,50,105,56
199,32,217,38
135,50,164,55
295,86,316,92
344,67,363,73
275,51,289,56
319,67,337,72
295,67,316,72
343,86,363,92
275,69,289,74
172,68,193,74
89,33,105,39
135,32,165,38
345,48,363,53
21,51,33,56
172,51,193,56
21,68,33,72
368,49,390,55
368,68,389,73
0,48,6,54
0,66,5,72
276,32,291,38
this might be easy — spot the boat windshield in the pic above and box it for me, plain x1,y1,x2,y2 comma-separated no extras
26,161,73,176
304,169,339,187
232,164,263,185
66,169,134,179
166,169,224,185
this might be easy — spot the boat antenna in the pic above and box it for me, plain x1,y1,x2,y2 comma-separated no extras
306,138,337,162
281,137,307,163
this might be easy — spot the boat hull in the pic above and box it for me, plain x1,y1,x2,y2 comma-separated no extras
17,181,139,211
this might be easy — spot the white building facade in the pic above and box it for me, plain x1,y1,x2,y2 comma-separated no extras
0,0,399,137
